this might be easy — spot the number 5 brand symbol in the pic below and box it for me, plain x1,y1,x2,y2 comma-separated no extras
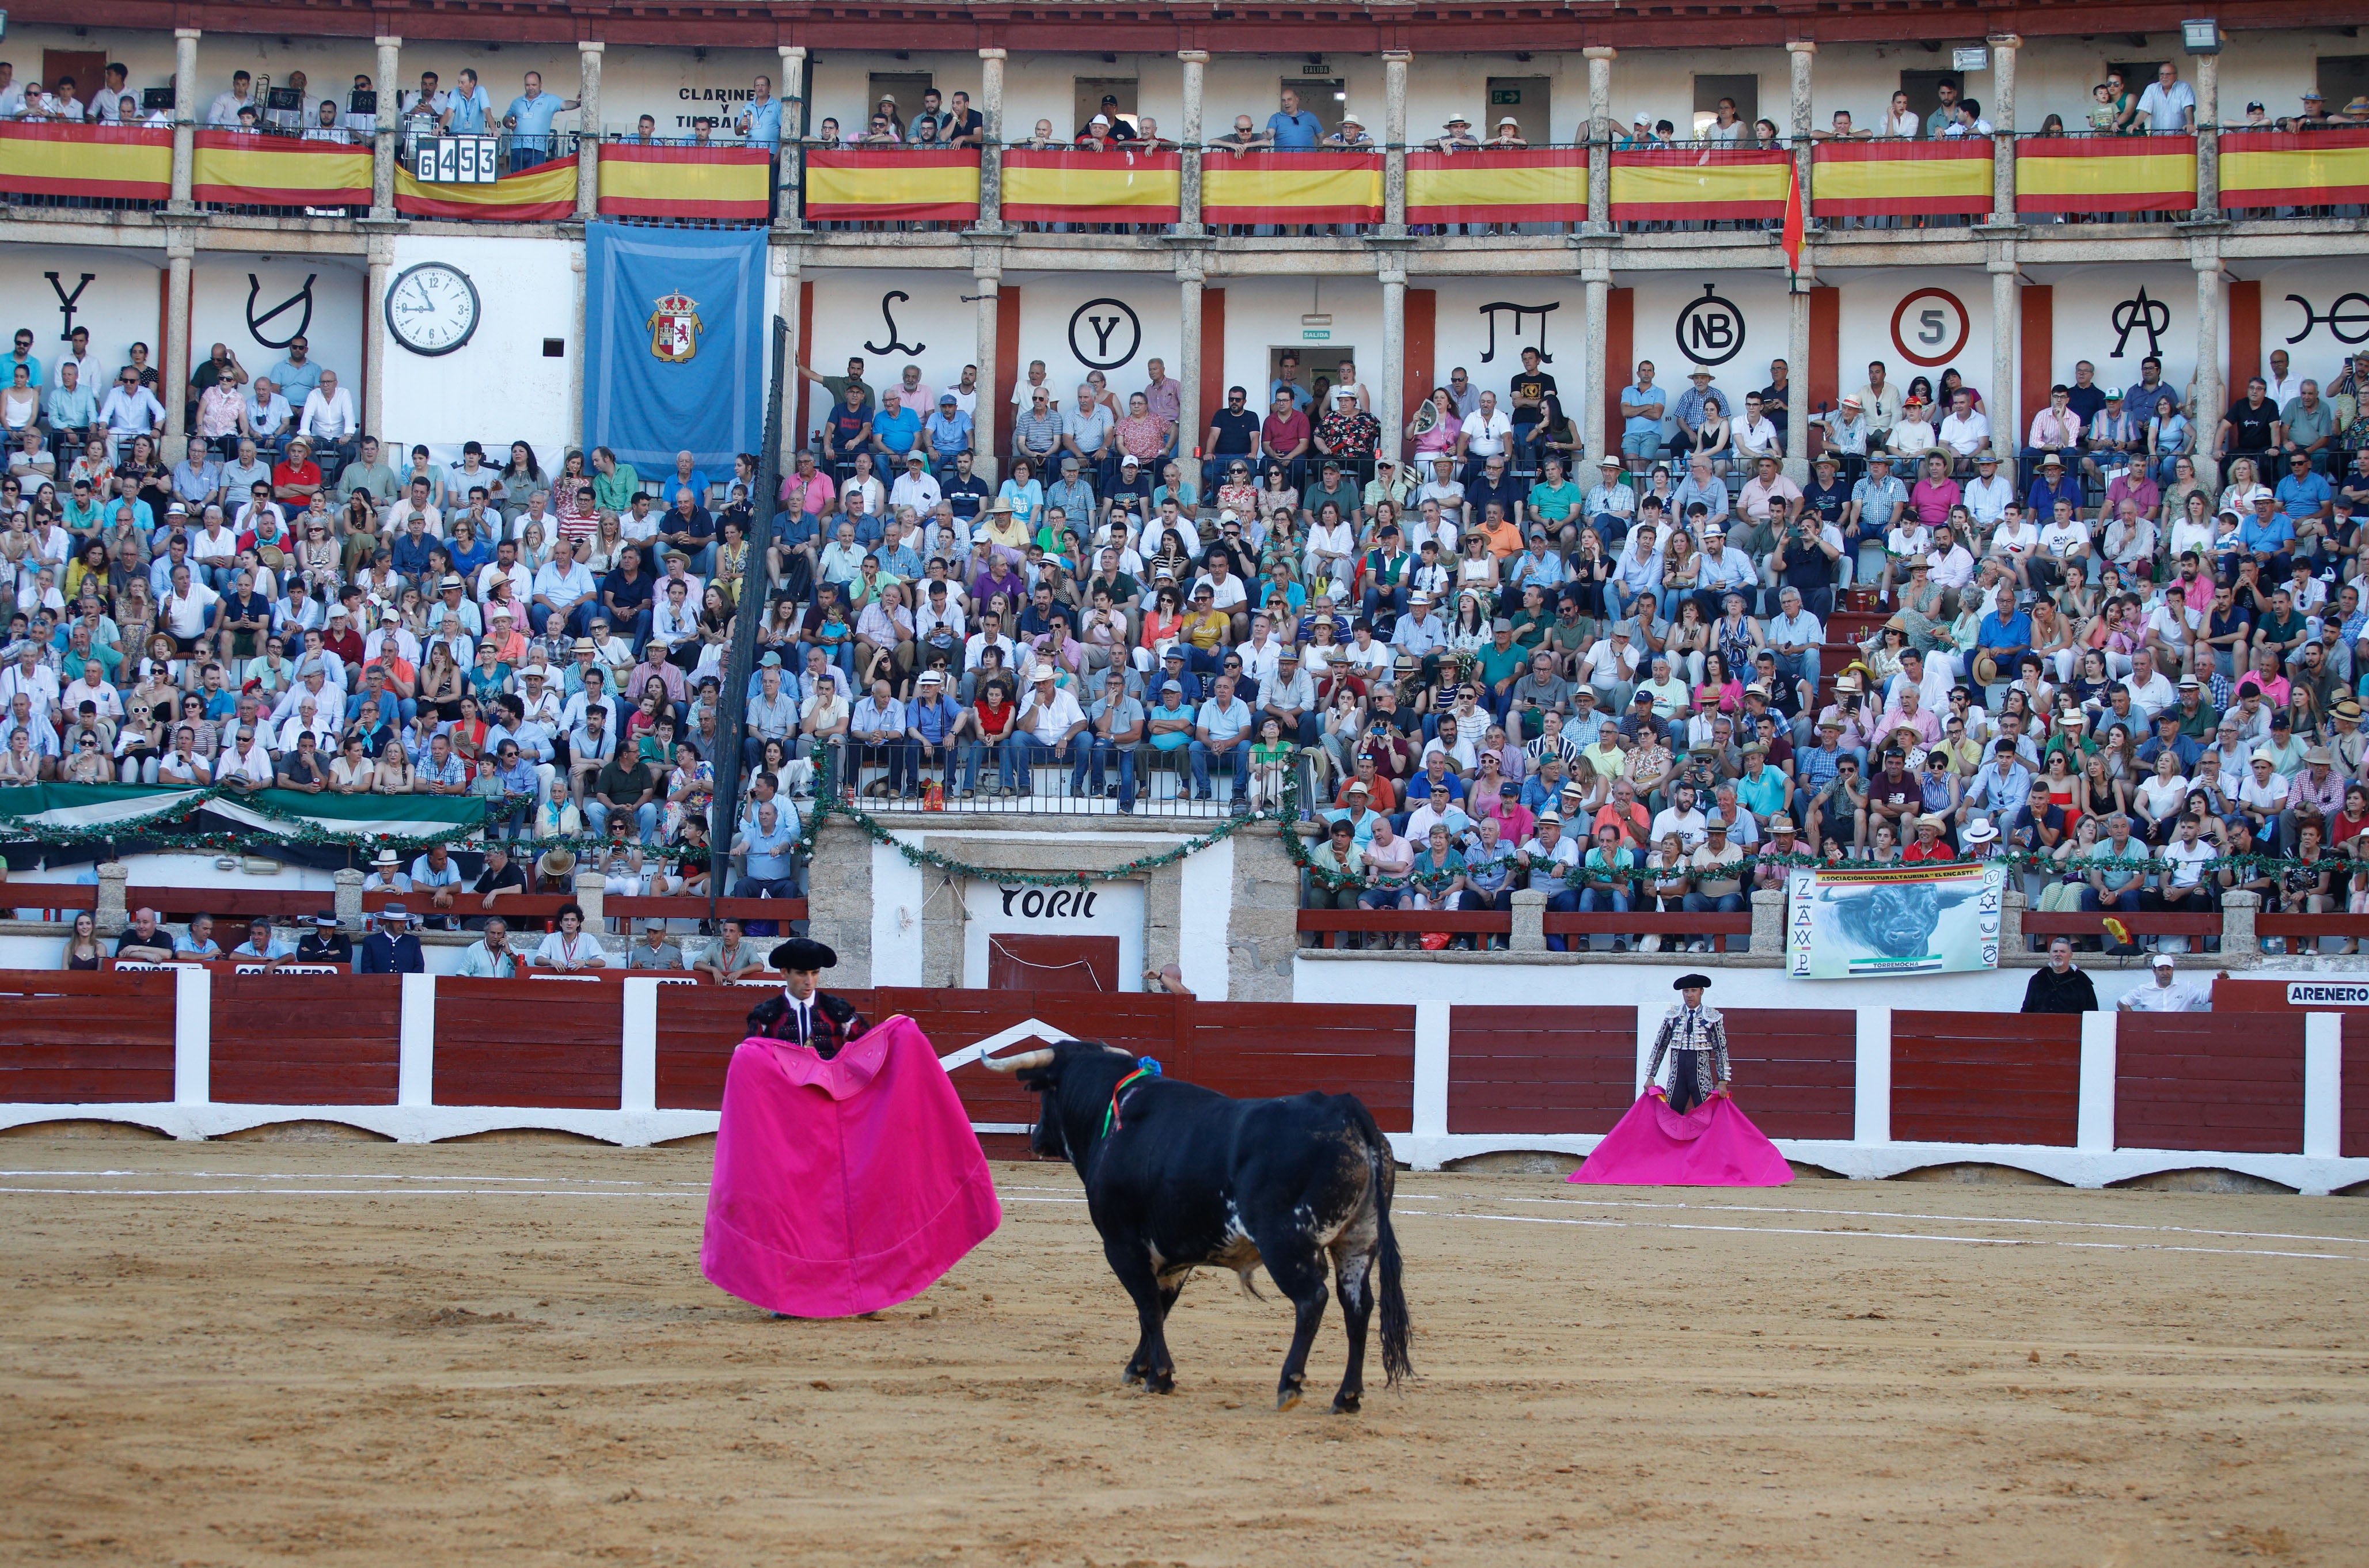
1889,287,1969,368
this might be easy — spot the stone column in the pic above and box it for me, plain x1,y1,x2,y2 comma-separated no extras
1999,888,2026,955
572,868,609,935
1382,51,1410,236
1582,265,1611,463
1988,35,2019,223
1178,265,1205,466
1786,41,1816,224
2219,889,2260,966
977,48,1007,231
1509,888,1546,952
973,257,1001,477
1584,47,1615,233
364,232,393,442
371,36,401,221
1379,258,1407,465
97,861,129,936
2193,239,2224,442
1990,250,2018,453
1179,51,1209,236
1749,887,1786,953
777,45,807,227
2194,52,2220,219
169,28,200,214
776,244,803,473
164,239,193,443
575,43,603,222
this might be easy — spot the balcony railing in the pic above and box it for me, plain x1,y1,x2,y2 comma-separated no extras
6,121,2369,230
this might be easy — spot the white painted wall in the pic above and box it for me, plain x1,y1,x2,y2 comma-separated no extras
1010,269,1184,419
191,252,366,403
1422,277,1588,412
1624,271,1791,398
961,876,1146,989
0,245,164,397
871,837,928,988
378,232,576,474
2041,263,2200,413
1827,266,1996,408
1214,276,1382,411
799,269,983,445
2244,260,2369,389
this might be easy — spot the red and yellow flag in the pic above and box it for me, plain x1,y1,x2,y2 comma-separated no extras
2220,128,2369,208
0,122,170,200
2017,134,2195,214
1810,140,1992,217
396,155,577,221
192,131,371,207
598,142,772,221
1002,147,1180,225
804,149,981,223
1202,151,1380,226
1404,147,1584,226
1608,147,1788,222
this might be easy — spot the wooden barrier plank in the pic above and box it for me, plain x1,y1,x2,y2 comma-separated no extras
1892,1009,2081,1147
1447,1005,1635,1136
0,967,179,1103
432,978,622,1110
211,972,402,1106
2347,1016,2369,1160
2114,1011,2304,1155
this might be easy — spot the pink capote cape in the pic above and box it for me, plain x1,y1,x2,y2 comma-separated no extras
1567,1089,1794,1187
701,1014,1003,1318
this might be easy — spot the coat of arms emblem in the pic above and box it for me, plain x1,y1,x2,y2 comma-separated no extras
646,292,704,363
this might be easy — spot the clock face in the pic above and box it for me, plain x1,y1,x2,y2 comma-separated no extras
385,262,481,356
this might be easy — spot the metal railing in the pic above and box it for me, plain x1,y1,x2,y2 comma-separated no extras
817,735,1320,820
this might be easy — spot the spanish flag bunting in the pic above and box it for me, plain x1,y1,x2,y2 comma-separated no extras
396,155,578,222
1809,140,1992,217
1404,147,1584,225
1201,152,1381,226
1608,147,1789,222
192,131,371,206
2017,134,2195,214
804,148,981,223
0,122,171,200
598,142,772,221
1001,147,1180,224
2219,128,2369,208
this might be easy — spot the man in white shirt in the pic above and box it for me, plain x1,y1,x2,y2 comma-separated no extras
97,367,165,458
2120,648,2177,722
888,451,940,516
160,564,220,650
1924,522,1976,599
1937,391,1991,471
1460,390,1513,483
1013,666,1087,792
1649,781,1710,853
2135,62,2198,134
2119,951,2209,1011
1961,451,2015,529
297,370,358,473
0,64,26,119
207,72,258,127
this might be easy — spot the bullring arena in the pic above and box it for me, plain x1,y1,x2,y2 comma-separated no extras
5,1132,2365,1566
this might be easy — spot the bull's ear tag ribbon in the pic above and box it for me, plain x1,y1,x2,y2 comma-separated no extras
1102,1059,1163,1138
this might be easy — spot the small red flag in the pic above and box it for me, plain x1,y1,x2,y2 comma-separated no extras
1781,160,1806,278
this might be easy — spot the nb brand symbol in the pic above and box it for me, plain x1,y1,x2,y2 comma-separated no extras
2285,291,2369,347
1674,283,1745,368
2110,286,2170,359
1066,297,1142,372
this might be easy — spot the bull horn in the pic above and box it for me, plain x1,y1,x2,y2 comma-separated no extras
981,1047,1056,1074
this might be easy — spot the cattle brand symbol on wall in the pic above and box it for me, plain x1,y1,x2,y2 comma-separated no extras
646,292,704,362
1889,286,1970,369
1477,301,1558,363
44,272,94,342
2284,291,2369,347
1675,283,1744,368
245,273,317,351
864,291,925,357
1068,297,1142,372
2110,285,2170,360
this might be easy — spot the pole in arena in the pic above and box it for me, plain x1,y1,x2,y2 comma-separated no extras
705,313,791,927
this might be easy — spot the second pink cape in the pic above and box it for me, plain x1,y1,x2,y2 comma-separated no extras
1567,1090,1794,1187
702,1014,1003,1318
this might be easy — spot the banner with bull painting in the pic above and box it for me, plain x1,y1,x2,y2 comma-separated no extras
1785,861,2004,980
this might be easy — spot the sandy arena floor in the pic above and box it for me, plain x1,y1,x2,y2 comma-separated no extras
2,1138,2365,1566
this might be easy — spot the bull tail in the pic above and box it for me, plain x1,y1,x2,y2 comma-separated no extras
1342,1095,1413,1388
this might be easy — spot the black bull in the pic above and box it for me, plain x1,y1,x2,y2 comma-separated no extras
985,1041,1412,1412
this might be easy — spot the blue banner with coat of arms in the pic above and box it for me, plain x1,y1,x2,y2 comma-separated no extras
583,220,768,473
